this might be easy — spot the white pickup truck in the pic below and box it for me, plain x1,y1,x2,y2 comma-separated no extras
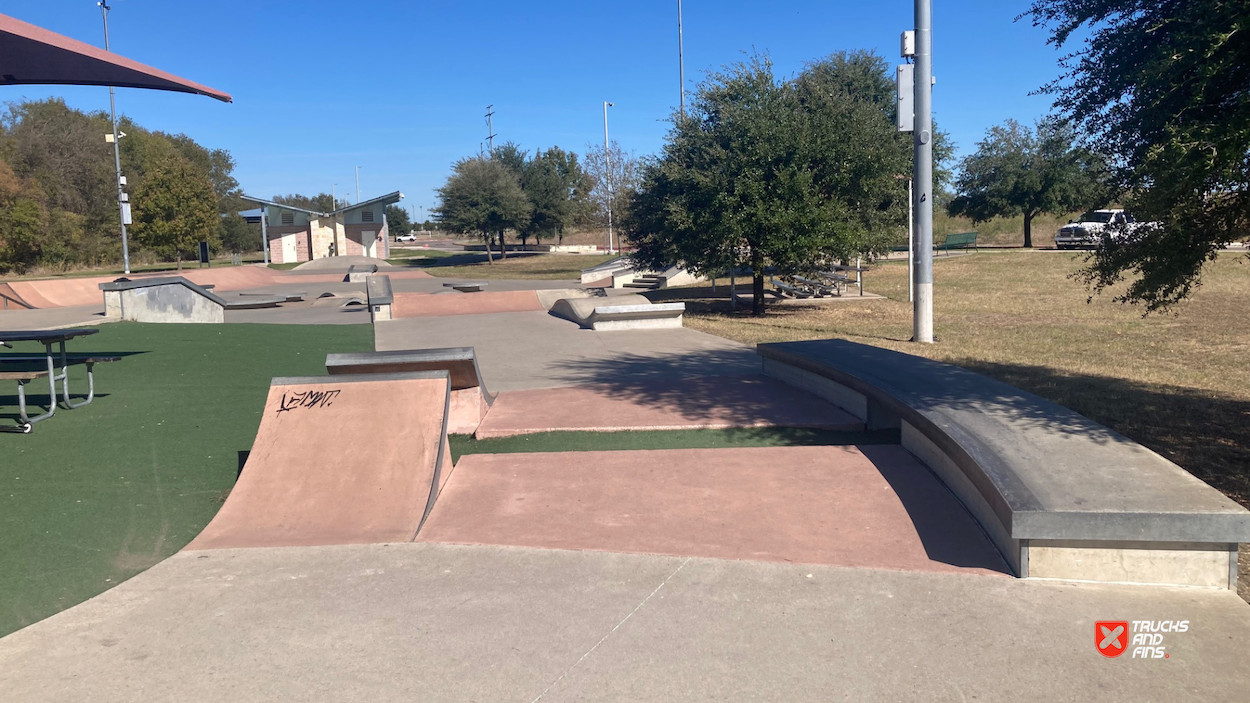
1054,209,1147,250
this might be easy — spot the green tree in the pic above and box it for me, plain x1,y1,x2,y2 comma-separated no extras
518,147,590,248
385,204,411,237
132,153,220,268
949,118,1110,248
434,156,531,263
1025,0,1250,310
219,212,258,254
627,53,911,315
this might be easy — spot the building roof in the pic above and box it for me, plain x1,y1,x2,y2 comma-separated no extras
0,13,231,102
239,195,327,217
239,191,404,218
330,191,404,215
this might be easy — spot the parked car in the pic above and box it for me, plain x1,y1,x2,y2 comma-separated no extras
1055,209,1142,249
395,232,418,243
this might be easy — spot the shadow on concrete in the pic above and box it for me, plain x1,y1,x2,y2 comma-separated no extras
387,251,547,269
547,349,815,426
860,444,1012,574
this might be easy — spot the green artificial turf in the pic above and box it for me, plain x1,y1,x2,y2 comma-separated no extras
0,322,372,638
449,427,900,462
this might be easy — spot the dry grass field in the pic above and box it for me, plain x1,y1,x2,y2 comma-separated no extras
657,250,1250,598
658,251,1250,510
388,251,615,279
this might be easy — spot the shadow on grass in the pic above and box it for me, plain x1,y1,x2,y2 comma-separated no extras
949,358,1250,509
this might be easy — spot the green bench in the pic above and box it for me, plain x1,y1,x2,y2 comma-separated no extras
935,231,978,254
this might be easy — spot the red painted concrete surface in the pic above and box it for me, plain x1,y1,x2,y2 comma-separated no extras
392,290,544,318
419,446,1009,575
475,375,864,437
186,375,451,550
2,266,433,309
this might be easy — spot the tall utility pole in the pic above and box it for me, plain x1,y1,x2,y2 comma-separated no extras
485,105,496,154
603,101,615,254
332,183,338,209
677,1,686,117
99,1,130,274
912,0,934,343
354,166,361,204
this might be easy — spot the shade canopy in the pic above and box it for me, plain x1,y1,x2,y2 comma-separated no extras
0,13,231,102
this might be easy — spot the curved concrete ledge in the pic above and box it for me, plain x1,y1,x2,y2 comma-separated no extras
757,339,1249,588
550,294,685,331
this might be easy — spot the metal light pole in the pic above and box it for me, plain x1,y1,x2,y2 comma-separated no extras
354,166,361,204
603,101,615,254
677,1,685,117
99,1,130,274
332,183,338,209
912,0,934,343
260,206,270,264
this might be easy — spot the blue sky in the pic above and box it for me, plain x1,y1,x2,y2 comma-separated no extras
8,1,1065,217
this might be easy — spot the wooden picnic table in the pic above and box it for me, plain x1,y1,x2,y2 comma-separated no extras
0,328,111,433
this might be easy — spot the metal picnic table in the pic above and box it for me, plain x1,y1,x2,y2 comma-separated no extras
0,328,106,433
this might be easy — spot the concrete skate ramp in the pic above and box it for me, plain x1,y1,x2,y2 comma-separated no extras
392,290,544,318
186,372,452,550
549,294,685,330
419,446,1009,574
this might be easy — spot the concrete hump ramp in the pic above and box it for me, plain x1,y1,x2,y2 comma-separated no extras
186,372,452,550
549,294,684,330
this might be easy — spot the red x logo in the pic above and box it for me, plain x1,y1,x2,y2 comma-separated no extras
1096,621,1129,658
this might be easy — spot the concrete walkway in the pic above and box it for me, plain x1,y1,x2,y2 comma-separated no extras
2,542,1247,702
375,310,760,391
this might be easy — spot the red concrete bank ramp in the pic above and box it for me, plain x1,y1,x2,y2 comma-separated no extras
186,372,452,550
419,446,1009,575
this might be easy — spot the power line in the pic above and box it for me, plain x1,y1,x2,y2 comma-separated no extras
485,105,496,154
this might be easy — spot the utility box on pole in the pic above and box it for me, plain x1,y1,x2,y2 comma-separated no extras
896,64,915,133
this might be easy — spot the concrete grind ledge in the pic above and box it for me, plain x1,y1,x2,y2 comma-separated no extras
99,277,282,323
757,339,1250,590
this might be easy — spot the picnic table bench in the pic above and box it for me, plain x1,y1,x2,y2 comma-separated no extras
935,231,978,254
822,264,869,296
773,281,814,299
0,329,117,433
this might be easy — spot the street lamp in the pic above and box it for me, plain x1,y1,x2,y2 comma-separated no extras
355,166,362,204
99,1,131,274
603,101,615,254
678,1,685,117
912,0,934,343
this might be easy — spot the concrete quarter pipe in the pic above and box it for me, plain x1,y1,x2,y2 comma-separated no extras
186,372,452,550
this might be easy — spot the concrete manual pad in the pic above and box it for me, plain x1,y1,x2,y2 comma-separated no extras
2,542,1248,702
420,446,1008,575
474,374,863,437
186,373,451,550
